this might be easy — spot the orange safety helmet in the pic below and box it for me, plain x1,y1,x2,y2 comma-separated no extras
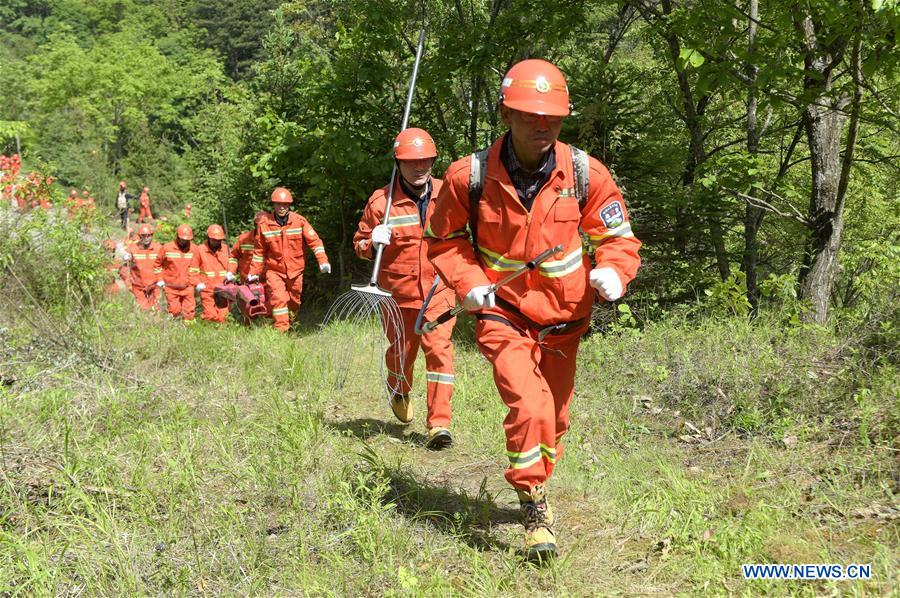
271,187,293,204
393,127,437,160
119,180,126,187
499,59,570,116
176,224,194,240
69,188,77,197
103,239,116,250
206,224,225,240
137,224,154,236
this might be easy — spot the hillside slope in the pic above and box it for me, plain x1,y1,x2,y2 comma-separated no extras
1,295,896,595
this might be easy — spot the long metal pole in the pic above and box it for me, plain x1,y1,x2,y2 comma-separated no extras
367,27,427,286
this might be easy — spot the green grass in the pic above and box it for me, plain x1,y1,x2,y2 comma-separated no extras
0,296,897,596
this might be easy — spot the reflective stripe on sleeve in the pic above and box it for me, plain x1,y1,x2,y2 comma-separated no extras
589,223,634,245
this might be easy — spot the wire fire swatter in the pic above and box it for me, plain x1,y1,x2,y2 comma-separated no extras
321,27,427,400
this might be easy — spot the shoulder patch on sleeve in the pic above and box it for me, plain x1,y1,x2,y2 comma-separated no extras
600,201,624,229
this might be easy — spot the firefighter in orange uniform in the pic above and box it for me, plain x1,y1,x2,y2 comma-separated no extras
353,128,456,450
103,239,128,296
229,212,266,281
154,224,196,321
83,191,96,229
126,223,162,310
138,187,153,223
190,224,231,323
66,188,81,219
248,188,331,332
425,59,641,562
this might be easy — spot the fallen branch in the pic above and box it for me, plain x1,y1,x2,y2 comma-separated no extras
723,186,809,225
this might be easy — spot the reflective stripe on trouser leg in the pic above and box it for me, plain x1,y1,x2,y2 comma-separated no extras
474,315,582,490
421,299,455,429
383,306,420,396
199,290,228,323
266,273,292,332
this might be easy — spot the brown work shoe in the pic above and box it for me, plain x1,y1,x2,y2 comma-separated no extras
389,393,413,424
425,427,452,450
517,485,557,563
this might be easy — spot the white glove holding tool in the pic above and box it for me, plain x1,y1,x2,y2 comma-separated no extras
156,280,166,288
462,285,496,311
371,224,392,246
195,282,206,292
224,272,236,282
246,274,259,283
589,267,623,302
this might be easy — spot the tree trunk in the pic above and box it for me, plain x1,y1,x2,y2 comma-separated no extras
795,9,861,324
742,0,763,312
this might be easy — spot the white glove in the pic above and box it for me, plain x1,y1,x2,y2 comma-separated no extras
156,280,166,288
462,285,496,312
246,274,259,283
195,282,206,292
224,272,236,282
319,263,331,274
121,252,132,261
589,267,623,301
371,224,392,246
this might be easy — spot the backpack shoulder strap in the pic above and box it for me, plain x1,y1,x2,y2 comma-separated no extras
570,145,590,209
468,147,490,251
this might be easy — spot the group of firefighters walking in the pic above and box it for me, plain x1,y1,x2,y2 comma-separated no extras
114,187,331,330
109,59,640,563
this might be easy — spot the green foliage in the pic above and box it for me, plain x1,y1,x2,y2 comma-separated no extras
1,0,896,314
0,204,108,317
704,269,752,317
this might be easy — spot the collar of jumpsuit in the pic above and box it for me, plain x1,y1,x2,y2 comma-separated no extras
500,132,557,213
398,176,432,226
274,210,290,227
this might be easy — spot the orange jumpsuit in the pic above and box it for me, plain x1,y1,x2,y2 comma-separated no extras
425,138,641,491
154,241,196,320
190,241,231,323
354,178,455,429
138,192,153,223
66,196,82,219
104,257,128,296
250,211,328,332
83,196,96,229
128,241,162,310
229,230,259,281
